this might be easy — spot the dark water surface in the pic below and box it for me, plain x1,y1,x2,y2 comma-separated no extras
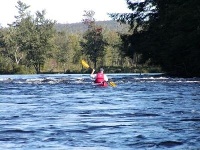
0,74,200,150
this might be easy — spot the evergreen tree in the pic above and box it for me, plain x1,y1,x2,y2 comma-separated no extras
7,1,56,73
81,10,106,69
110,0,200,77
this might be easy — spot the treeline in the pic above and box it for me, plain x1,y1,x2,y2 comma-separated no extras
110,0,200,77
2,0,197,77
55,20,130,34
0,1,155,74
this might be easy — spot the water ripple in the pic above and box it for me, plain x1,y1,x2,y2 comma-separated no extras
0,74,200,149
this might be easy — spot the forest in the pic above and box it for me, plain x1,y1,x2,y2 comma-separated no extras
0,0,199,77
110,0,200,77
0,1,147,74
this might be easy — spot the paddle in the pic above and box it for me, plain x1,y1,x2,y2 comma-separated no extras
81,60,116,87
81,60,91,69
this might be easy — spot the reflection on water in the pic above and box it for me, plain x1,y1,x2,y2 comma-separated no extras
0,74,200,149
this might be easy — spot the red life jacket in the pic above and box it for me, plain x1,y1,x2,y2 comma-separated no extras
95,72,105,83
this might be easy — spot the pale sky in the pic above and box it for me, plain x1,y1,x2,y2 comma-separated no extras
0,0,133,27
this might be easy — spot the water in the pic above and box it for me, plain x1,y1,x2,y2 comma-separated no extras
0,74,200,150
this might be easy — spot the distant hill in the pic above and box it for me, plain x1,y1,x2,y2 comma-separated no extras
55,20,130,34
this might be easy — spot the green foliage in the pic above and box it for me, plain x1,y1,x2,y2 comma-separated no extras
103,30,124,66
1,1,159,74
81,10,106,69
110,0,200,77
53,31,82,72
6,1,56,74
81,28,105,68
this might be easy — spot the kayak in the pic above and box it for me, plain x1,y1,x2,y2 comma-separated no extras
94,82,108,87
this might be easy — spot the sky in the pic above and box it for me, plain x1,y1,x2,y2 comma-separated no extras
0,0,133,27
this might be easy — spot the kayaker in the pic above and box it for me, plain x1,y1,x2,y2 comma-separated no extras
90,68,108,85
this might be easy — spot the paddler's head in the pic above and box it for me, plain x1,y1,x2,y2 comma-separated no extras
99,68,104,73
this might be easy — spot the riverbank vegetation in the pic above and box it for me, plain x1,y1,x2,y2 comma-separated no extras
0,0,199,77
110,0,200,77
